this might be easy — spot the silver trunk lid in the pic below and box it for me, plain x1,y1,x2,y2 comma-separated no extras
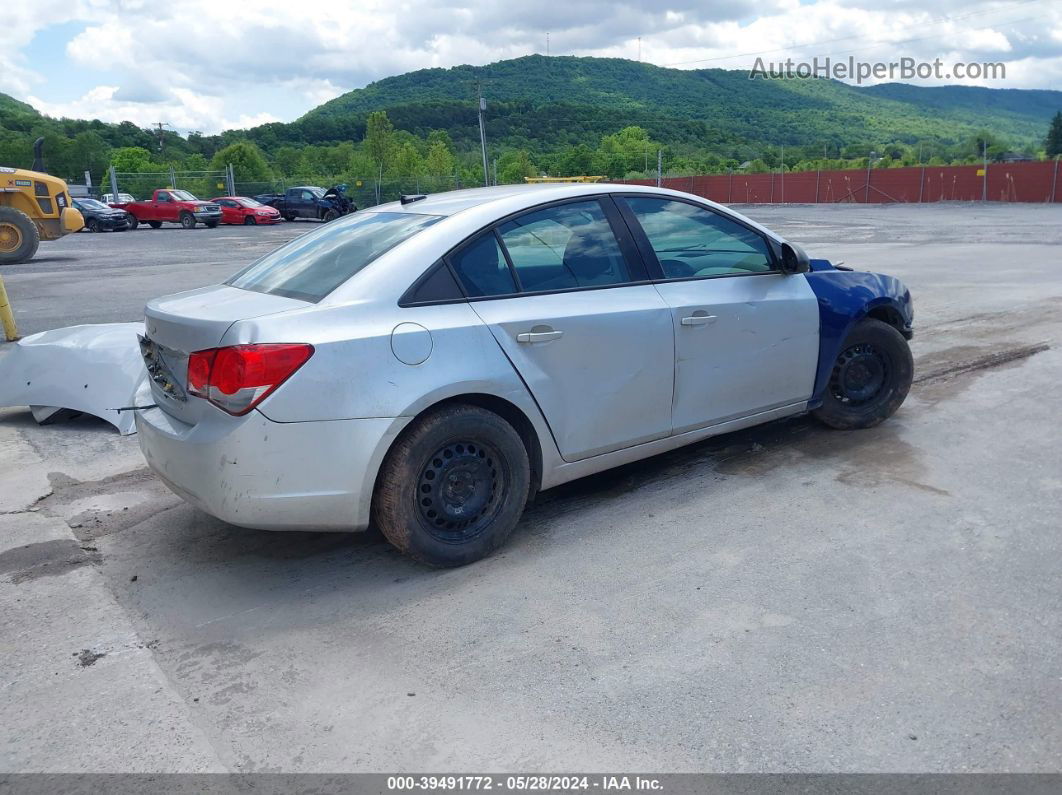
142,285,308,423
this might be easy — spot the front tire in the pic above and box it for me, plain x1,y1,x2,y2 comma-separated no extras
179,212,196,229
205,221,219,228
86,218,100,233
373,405,531,567
0,206,40,265
813,318,913,430
322,209,338,223
243,215,257,225
126,215,138,229
148,220,162,229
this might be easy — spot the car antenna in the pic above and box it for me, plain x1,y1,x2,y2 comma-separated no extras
400,194,427,205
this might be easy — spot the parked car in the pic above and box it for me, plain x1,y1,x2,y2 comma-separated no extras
112,189,221,229
254,185,355,222
210,196,282,225
102,192,136,205
136,184,914,567
72,198,132,232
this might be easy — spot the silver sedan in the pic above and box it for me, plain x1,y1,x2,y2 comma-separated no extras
135,184,913,566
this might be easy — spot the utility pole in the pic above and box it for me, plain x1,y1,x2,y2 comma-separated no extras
546,32,550,56
982,139,988,202
637,36,642,61
478,84,490,188
656,149,662,187
493,158,498,186
780,144,784,204
152,122,170,154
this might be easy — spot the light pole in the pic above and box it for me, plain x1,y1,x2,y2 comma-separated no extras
478,86,489,188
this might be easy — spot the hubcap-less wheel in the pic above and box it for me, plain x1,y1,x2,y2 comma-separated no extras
373,404,530,566
0,222,22,252
830,342,888,405
416,441,506,543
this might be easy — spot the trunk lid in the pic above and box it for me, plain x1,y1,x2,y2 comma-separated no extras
142,285,308,423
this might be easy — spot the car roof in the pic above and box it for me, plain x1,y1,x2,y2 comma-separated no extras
367,183,781,242
369,182,718,218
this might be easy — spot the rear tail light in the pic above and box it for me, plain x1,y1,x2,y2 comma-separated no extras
187,343,314,415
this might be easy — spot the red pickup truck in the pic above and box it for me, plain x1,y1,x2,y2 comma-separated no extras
110,189,222,229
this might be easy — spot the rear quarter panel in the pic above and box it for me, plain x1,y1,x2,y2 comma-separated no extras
224,301,545,427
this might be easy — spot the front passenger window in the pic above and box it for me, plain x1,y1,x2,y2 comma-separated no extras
622,197,773,278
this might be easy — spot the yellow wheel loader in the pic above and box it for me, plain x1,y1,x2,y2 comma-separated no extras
0,138,84,265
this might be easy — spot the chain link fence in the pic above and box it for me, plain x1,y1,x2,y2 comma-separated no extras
234,175,466,209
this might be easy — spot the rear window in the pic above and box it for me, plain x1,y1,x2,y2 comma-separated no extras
227,211,442,302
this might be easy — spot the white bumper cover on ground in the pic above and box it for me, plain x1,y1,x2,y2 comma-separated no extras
0,323,146,435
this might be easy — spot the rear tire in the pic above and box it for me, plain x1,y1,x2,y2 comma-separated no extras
243,215,256,225
179,212,196,229
813,318,913,430
205,221,219,228
373,405,530,567
0,206,39,265
283,214,295,222
148,220,162,228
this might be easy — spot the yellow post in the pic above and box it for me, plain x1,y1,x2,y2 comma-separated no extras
0,273,18,341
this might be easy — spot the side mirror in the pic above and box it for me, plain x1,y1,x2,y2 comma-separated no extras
780,242,810,274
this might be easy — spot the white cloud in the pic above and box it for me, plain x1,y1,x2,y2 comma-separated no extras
6,0,1062,134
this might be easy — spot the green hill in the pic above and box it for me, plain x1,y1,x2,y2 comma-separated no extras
2,55,1059,185
303,55,1061,149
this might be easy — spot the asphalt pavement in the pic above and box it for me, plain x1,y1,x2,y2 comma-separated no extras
1,203,1060,772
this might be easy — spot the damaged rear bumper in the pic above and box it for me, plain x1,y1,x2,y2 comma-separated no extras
135,403,409,532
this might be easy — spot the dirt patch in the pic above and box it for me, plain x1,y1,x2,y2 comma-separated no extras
914,343,1050,385
35,467,182,541
76,648,105,667
0,538,99,584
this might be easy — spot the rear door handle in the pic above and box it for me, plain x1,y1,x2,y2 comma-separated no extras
516,330,564,343
680,315,718,327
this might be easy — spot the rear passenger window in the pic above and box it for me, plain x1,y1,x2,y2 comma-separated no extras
622,197,774,278
448,232,517,297
498,200,632,293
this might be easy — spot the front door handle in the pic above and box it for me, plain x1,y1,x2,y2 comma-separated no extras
516,330,564,343
680,314,718,327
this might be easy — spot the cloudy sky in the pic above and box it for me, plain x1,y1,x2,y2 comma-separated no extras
5,0,1061,135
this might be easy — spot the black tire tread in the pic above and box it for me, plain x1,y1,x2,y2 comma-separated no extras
0,206,40,264
813,318,913,430
373,404,530,567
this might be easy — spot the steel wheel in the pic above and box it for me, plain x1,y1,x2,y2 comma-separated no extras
373,404,531,566
416,440,507,544
814,318,913,430
829,342,888,406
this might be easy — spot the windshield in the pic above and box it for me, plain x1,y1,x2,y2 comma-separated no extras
170,190,198,201
77,199,108,210
227,211,443,302
238,198,263,208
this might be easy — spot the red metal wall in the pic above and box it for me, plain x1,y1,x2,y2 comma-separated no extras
621,160,1061,204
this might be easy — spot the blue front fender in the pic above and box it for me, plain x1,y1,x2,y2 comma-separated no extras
804,259,913,408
